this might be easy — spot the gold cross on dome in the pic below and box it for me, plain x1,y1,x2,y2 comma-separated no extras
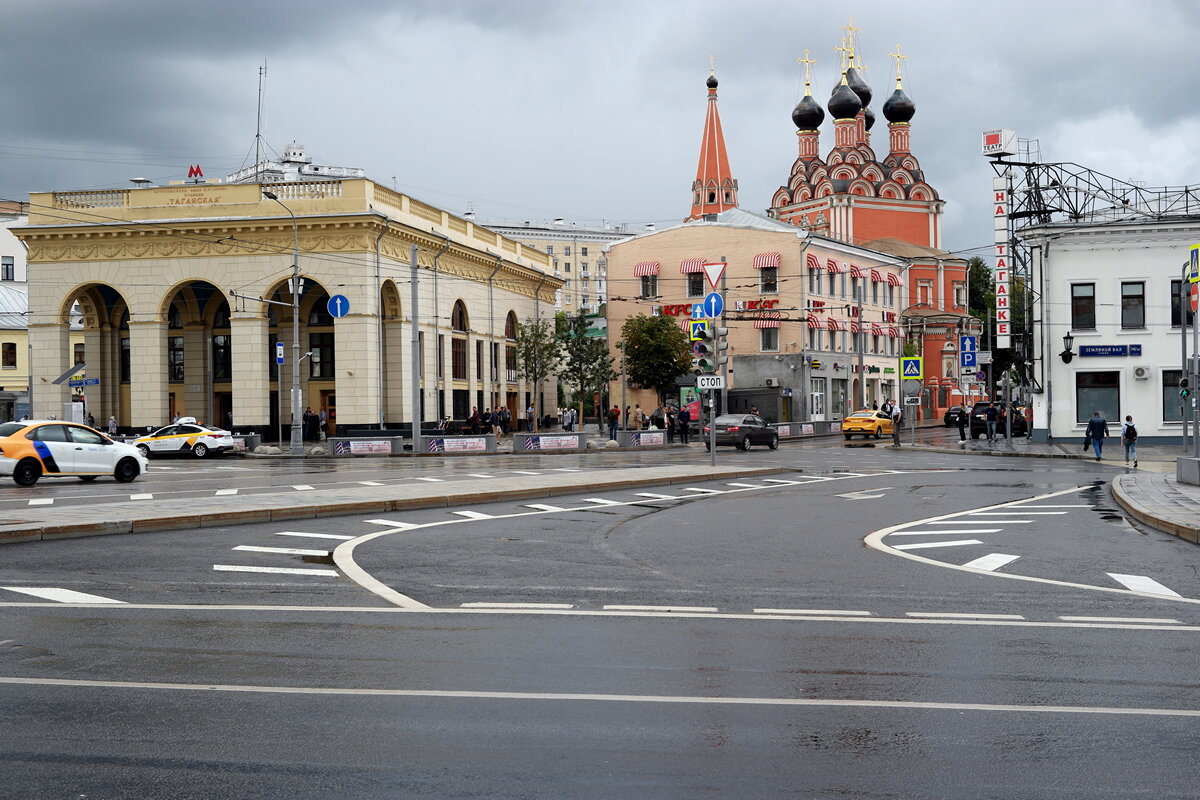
796,49,817,94
843,17,860,66
889,44,908,88
708,53,717,75
834,37,851,72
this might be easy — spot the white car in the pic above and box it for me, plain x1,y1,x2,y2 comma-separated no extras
0,420,149,486
133,417,235,458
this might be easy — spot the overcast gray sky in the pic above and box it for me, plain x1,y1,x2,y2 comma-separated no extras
3,0,1198,257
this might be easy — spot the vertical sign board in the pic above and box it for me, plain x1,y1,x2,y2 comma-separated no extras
993,176,1011,349
1190,243,1200,284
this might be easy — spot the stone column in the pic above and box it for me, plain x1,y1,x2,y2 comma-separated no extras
331,313,380,429
182,322,207,420
383,317,406,424
127,320,168,429
231,315,269,429
29,322,70,420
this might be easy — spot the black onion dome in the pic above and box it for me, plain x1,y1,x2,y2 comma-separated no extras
845,66,872,107
863,106,876,131
791,94,825,130
828,80,862,120
882,87,915,123
706,74,718,89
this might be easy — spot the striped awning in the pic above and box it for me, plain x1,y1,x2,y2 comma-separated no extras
806,315,824,329
887,325,901,337
887,272,904,287
869,269,884,283
633,261,660,276
679,319,692,332
806,253,824,271
849,264,865,278
826,259,848,274
826,317,847,332
753,311,782,329
870,323,884,335
680,258,706,273
849,320,862,333
752,252,781,269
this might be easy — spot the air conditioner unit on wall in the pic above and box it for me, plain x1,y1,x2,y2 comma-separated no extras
765,377,778,387
1134,366,1149,380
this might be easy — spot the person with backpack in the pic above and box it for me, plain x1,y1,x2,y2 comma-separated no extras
1121,414,1138,467
607,405,620,440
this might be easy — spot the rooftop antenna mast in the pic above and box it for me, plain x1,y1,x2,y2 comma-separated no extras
255,62,267,182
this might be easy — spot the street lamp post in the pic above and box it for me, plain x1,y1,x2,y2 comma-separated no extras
263,190,304,456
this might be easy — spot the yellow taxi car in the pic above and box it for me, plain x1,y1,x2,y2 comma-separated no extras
133,417,235,459
0,420,149,486
841,409,895,440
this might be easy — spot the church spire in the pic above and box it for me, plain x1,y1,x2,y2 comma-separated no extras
686,59,738,221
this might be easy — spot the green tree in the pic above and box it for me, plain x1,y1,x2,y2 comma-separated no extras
621,314,691,402
558,314,616,428
966,256,993,321
513,316,562,431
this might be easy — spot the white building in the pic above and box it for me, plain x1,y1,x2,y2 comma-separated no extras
0,202,29,287
1023,217,1197,443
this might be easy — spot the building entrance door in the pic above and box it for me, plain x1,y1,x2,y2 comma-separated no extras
320,390,336,435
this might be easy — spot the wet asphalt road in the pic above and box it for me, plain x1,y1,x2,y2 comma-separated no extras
4,439,1199,798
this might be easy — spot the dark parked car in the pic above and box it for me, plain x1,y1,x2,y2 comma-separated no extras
968,402,1028,439
703,414,779,451
943,405,967,428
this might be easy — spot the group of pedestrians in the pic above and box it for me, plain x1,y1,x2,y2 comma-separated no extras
302,406,327,441
1083,410,1138,466
466,406,513,438
606,403,691,443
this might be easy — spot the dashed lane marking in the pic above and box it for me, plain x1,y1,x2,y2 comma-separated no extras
908,612,1025,620
27,498,53,506
292,485,314,491
212,564,339,577
892,539,983,550
233,545,332,557
130,493,153,501
467,474,495,478
524,503,566,512
1107,573,1181,597
215,489,238,496
414,477,444,482
461,602,574,610
927,520,1033,525
634,492,677,500
726,483,759,488
1,586,124,604
962,553,1021,571
755,608,872,616
451,510,493,520
511,470,541,475
890,529,1001,536
603,605,718,613
358,481,385,486
1060,616,1181,624
275,531,355,541
969,511,1068,516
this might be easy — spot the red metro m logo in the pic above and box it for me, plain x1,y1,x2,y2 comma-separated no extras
187,165,204,179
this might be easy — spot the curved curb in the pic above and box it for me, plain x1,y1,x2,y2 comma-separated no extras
1111,476,1200,545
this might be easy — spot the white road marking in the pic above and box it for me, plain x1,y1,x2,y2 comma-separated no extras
550,468,580,472
682,487,722,494
603,605,718,613
754,608,872,616
292,485,314,491
969,511,1068,516
214,466,254,471
215,488,238,496
213,564,339,577
365,518,418,529
583,498,621,505
762,478,799,485
233,545,331,557
907,612,1024,620
1059,616,1181,624
1107,573,1181,597
635,492,677,500
836,487,892,499
890,529,1002,536
524,504,565,512
460,602,574,609
926,520,1033,525
130,493,153,501
892,539,983,551
275,531,355,541
414,477,444,482
451,510,493,519
726,483,759,488
1016,504,1093,508
466,474,495,478
1,586,124,604
10,676,1200,718
962,553,1021,571
511,470,541,475
26,498,53,506
357,481,385,486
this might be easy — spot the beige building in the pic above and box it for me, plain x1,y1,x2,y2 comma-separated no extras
605,208,906,421
14,179,561,435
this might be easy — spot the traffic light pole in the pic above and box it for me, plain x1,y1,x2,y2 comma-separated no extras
1193,303,1198,459
709,390,716,467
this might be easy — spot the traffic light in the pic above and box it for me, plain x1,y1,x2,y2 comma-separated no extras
713,326,729,369
1181,377,1191,399
692,328,716,374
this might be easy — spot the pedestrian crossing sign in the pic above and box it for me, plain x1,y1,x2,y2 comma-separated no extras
901,357,923,380
689,320,710,341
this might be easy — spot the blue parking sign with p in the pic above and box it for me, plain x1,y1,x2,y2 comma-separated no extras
961,351,977,368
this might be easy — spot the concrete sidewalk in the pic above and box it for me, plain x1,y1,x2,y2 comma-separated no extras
0,463,788,546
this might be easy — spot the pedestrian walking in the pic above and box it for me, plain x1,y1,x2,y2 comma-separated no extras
955,407,968,442
87,412,96,428
469,406,481,435
1121,414,1138,467
665,406,677,444
525,404,535,432
650,404,665,430
482,408,494,435
498,405,511,436
678,406,691,445
107,415,118,436
607,405,620,440
984,402,999,442
1086,410,1109,460
632,404,644,431
890,403,902,447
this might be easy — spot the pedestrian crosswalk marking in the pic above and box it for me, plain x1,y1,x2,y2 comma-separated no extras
583,498,621,505
524,504,565,512
130,493,153,501
1,586,125,604
27,498,53,506
635,492,676,500
451,510,493,519
961,553,1021,571
1107,573,1181,597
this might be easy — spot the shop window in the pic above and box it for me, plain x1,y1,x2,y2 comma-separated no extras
1075,371,1119,424
1164,369,1184,422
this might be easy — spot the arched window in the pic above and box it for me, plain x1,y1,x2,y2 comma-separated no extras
451,300,469,332
168,304,183,329
707,192,716,203
505,311,518,340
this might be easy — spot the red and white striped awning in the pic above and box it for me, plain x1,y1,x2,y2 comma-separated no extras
679,319,692,332
806,315,824,329
753,311,782,329
887,272,904,287
869,269,884,283
870,323,884,335
806,253,824,271
850,320,862,333
849,264,865,278
826,259,848,274
680,258,706,273
826,317,847,332
752,252,781,269
633,261,660,276
887,325,901,337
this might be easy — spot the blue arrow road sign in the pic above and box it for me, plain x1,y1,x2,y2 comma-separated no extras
327,294,351,318
702,292,724,319
691,304,705,319
960,335,977,353
961,351,977,368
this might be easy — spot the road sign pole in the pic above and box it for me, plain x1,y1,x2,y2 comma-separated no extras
720,259,728,416
709,390,716,467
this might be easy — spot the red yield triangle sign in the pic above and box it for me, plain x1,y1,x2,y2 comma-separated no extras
702,261,726,290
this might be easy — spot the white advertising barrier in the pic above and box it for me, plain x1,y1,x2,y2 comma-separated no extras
329,437,405,456
423,435,495,454
513,432,587,452
616,430,666,447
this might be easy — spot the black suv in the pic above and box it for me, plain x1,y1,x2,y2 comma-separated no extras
968,402,1028,439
